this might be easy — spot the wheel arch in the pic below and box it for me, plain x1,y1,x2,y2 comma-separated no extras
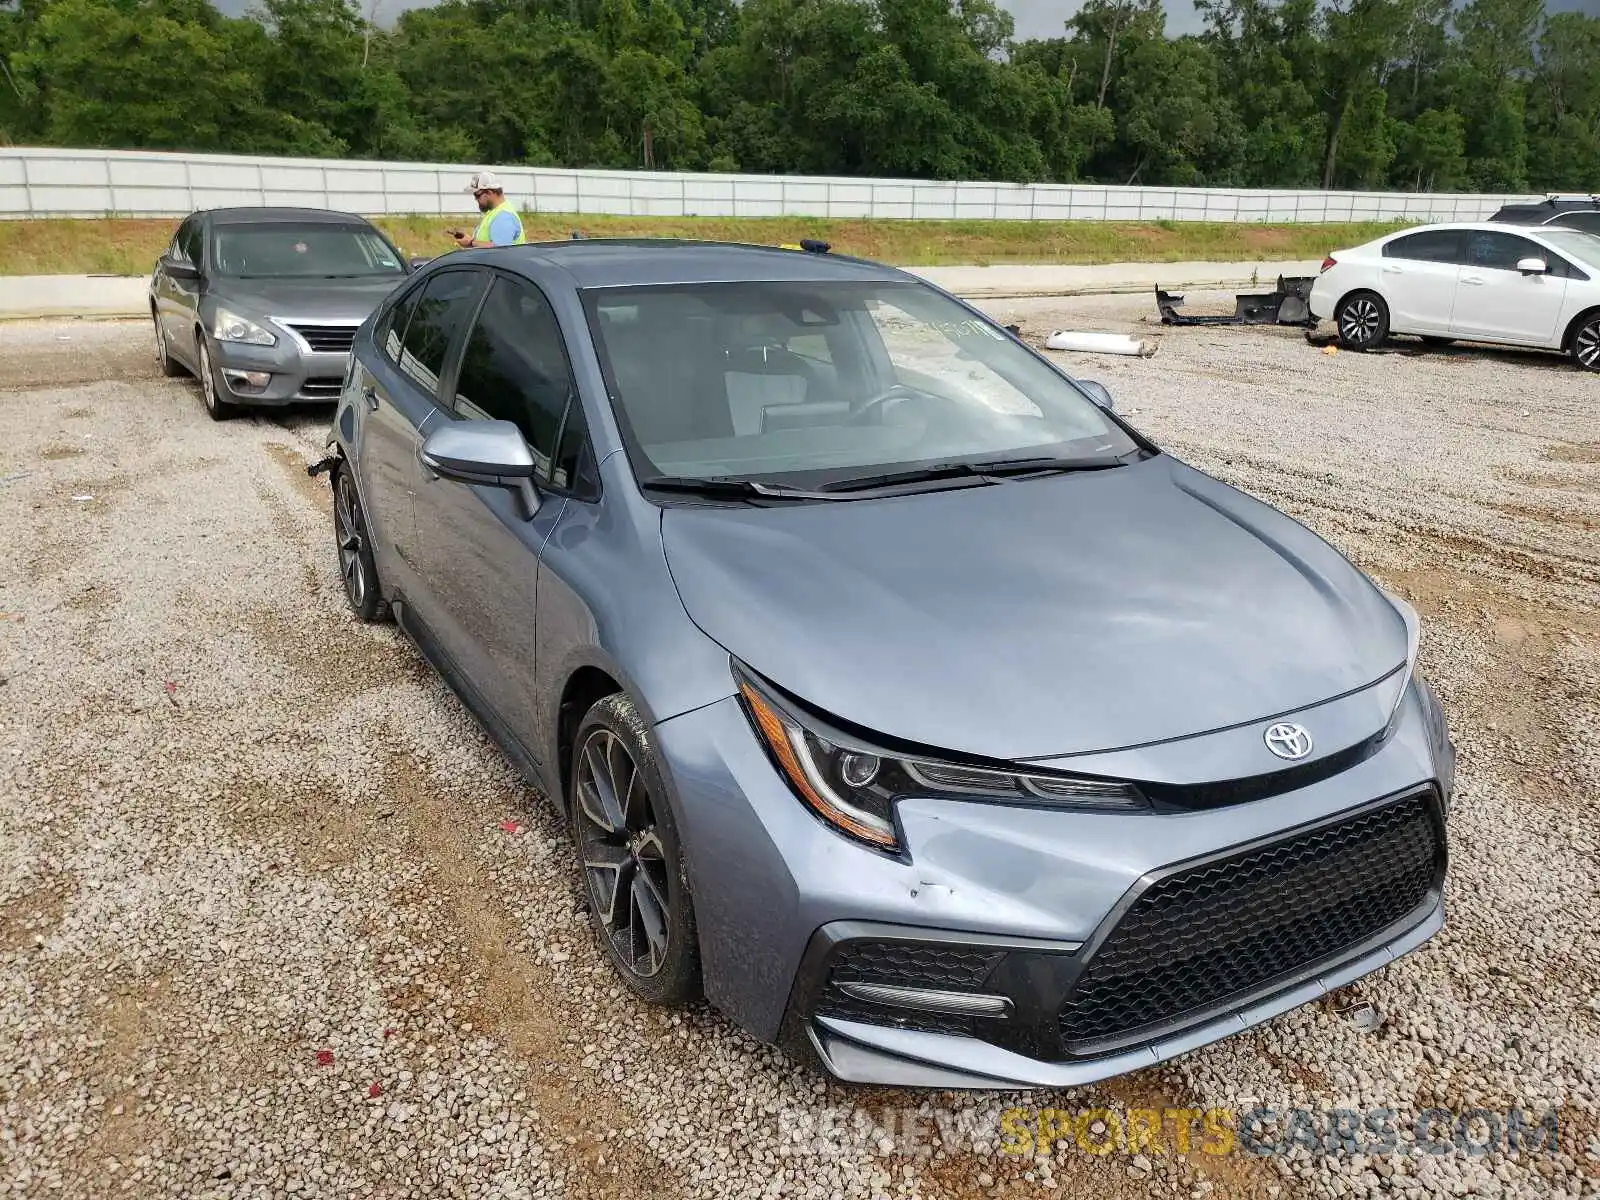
1561,305,1600,351
557,666,626,813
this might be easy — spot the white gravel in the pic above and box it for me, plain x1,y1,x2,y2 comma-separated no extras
1,305,1596,1200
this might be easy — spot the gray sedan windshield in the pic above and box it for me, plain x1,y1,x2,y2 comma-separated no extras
586,281,1138,485
212,224,406,279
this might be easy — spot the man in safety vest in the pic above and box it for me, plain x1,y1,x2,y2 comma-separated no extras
450,171,526,248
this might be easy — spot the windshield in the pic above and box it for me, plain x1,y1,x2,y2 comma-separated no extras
585,280,1140,487
212,224,405,279
1539,229,1600,270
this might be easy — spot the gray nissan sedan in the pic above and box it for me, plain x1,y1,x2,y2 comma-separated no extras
150,207,411,419
321,239,1455,1090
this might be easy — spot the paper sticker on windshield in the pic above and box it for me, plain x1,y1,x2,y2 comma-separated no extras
378,258,397,267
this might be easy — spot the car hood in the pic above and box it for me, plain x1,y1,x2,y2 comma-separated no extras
207,276,403,323
660,455,1408,761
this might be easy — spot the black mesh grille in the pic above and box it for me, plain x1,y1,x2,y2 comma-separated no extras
1058,792,1441,1053
814,941,1003,1036
286,324,357,353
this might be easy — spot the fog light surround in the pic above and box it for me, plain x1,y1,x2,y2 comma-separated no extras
223,369,272,392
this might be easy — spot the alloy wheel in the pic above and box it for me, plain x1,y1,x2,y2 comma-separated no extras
575,728,673,979
1577,320,1600,371
334,469,366,610
199,341,219,413
1339,297,1382,346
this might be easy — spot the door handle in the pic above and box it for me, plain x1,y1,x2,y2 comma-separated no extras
1461,275,1485,286
1381,264,1403,274
363,386,379,411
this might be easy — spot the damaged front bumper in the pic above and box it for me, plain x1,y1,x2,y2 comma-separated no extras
1156,276,1317,327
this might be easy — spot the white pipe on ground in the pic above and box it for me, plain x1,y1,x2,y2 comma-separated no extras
1043,330,1151,356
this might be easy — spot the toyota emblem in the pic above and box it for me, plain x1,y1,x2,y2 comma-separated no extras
1264,722,1314,760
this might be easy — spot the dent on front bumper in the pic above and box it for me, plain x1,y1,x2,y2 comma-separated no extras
653,678,1453,1091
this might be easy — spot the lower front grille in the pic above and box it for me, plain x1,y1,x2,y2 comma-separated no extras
814,940,1004,1037
285,323,357,353
1057,791,1443,1054
297,378,345,401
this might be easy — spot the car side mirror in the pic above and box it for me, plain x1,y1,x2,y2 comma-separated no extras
163,257,201,281
1516,257,1549,275
1078,379,1115,411
420,420,541,518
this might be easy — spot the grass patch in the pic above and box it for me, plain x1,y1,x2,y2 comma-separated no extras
0,214,1405,276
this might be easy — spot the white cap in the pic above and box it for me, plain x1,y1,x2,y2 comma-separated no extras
465,171,504,193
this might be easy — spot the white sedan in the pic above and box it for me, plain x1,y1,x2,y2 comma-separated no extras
1309,221,1600,371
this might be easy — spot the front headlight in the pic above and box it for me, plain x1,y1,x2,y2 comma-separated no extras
735,667,1146,853
212,308,277,346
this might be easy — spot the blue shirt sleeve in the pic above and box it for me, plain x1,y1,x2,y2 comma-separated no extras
486,211,520,245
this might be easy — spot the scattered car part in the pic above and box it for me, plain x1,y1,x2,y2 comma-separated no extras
1043,330,1150,356
1155,276,1316,327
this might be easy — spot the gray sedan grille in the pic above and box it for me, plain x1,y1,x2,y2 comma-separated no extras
285,324,357,354
1057,790,1443,1054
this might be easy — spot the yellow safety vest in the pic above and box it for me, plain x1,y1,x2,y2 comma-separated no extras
473,201,526,246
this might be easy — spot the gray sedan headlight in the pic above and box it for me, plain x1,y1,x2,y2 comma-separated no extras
735,666,1146,853
213,308,278,347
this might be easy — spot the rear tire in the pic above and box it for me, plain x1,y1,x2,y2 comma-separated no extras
332,464,389,623
196,337,240,421
1335,292,1389,351
153,309,185,377
1572,313,1600,373
571,692,701,1007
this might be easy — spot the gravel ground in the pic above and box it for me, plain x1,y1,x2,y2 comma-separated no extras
1,304,1597,1200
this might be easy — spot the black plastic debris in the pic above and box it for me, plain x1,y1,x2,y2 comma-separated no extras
1156,276,1316,328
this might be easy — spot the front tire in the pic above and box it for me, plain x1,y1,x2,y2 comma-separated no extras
332,464,389,623
196,337,240,421
1335,292,1389,351
571,693,701,1006
1572,313,1600,372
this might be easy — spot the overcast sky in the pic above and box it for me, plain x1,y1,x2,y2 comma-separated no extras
217,0,1600,42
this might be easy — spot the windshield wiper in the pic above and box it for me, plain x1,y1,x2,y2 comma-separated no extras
819,454,1132,494
639,475,841,501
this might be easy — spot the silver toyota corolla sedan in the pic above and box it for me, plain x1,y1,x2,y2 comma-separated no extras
149,207,412,419
320,239,1455,1090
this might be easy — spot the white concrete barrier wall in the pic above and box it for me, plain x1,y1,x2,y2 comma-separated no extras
0,147,1541,223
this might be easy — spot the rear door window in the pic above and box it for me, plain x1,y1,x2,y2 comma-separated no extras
1551,212,1600,236
396,270,483,400
379,286,422,364
1383,230,1463,263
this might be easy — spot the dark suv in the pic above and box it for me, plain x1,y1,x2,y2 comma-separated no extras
1488,195,1600,236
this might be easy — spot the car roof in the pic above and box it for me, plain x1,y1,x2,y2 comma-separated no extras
1380,221,1582,238
200,206,375,227
1490,197,1600,223
456,238,914,289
